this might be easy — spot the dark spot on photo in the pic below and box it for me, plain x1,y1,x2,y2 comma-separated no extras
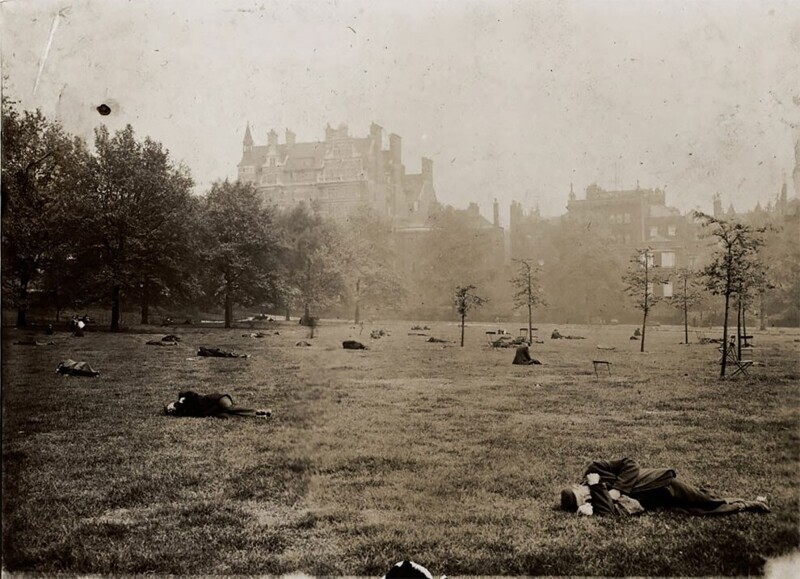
97,104,111,116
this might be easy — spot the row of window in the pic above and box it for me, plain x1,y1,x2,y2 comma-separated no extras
643,251,676,267
650,225,678,238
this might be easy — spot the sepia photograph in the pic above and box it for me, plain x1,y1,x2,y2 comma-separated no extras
2,0,799,576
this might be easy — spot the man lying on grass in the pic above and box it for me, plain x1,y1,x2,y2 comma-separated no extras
164,391,272,419
560,457,770,516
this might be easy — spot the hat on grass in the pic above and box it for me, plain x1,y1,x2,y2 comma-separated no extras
383,561,435,579
560,484,590,511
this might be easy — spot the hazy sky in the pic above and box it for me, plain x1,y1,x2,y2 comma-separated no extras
3,0,799,222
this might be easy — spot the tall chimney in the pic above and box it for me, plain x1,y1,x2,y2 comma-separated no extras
493,198,500,227
389,133,402,165
285,129,295,147
421,157,433,181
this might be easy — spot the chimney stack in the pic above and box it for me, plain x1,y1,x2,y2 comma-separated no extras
285,129,295,147
268,129,278,146
421,157,433,181
389,133,402,165
493,198,500,227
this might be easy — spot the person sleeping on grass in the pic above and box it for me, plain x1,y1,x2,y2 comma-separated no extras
560,457,770,516
164,391,271,419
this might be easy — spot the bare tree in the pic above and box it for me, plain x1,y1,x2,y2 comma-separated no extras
510,258,545,343
454,285,487,347
694,212,765,377
668,267,704,345
623,248,664,352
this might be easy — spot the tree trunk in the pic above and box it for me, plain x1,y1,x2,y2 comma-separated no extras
111,284,122,332
527,303,532,345
742,300,748,347
460,313,466,347
640,311,647,353
285,307,290,321
354,278,361,324
720,291,730,378
224,284,233,328
16,275,29,327
684,300,689,345
759,290,767,331
140,277,150,325
736,298,742,361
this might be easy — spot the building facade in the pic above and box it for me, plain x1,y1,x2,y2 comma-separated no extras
237,122,437,224
564,183,700,297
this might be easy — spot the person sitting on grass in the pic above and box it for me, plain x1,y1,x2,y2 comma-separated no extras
164,390,271,419
560,457,770,516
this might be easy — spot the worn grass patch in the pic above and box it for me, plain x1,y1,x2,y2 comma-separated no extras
2,321,799,575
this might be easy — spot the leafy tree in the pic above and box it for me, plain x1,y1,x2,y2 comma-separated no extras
732,245,770,359
82,125,195,330
540,217,627,324
760,218,798,327
454,284,487,347
274,203,347,324
694,212,765,377
410,206,498,318
510,258,545,342
1,99,92,326
667,267,704,345
126,147,197,324
341,206,405,323
198,180,281,328
623,248,664,352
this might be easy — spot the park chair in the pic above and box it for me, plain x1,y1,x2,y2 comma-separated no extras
719,344,753,378
592,360,612,377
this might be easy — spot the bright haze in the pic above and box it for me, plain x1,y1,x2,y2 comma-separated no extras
3,0,799,222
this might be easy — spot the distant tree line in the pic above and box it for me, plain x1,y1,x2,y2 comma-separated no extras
3,99,797,333
1,99,405,330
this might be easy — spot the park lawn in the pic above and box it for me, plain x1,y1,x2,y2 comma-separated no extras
2,320,799,576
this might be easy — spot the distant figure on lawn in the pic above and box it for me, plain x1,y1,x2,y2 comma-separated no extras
56,359,100,377
197,346,248,358
164,391,271,419
560,457,770,517
512,345,542,365
383,561,443,579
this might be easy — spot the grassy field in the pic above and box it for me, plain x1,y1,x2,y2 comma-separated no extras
2,319,799,576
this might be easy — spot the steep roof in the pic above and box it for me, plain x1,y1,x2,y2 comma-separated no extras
239,138,373,169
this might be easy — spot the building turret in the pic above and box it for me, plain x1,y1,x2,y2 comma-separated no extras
268,129,278,146
243,122,253,152
778,181,788,216
712,193,722,218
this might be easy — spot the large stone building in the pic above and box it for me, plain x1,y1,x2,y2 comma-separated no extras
509,183,703,301
237,122,437,224
564,183,700,297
